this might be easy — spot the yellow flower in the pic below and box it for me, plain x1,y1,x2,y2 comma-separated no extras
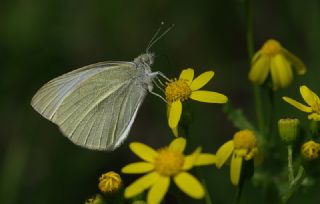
98,171,122,194
283,85,320,121
165,68,228,136
301,140,320,160
215,130,260,186
122,137,216,204
249,39,306,90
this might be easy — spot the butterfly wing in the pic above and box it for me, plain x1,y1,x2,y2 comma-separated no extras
31,62,148,150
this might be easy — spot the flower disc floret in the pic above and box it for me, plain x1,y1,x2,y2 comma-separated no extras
233,129,257,149
261,39,282,57
154,147,185,176
165,79,192,103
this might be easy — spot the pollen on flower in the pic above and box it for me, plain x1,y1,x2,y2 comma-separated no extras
301,140,320,160
98,171,122,193
261,39,282,57
165,79,192,103
233,129,257,150
154,147,185,176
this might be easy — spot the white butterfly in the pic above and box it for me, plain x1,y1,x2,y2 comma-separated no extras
31,52,168,151
31,25,173,151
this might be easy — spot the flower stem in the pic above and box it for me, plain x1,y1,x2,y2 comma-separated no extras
281,166,305,203
245,0,254,60
244,0,265,136
201,178,213,204
287,145,294,183
182,104,213,204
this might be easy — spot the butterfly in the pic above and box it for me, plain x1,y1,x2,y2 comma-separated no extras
31,25,171,151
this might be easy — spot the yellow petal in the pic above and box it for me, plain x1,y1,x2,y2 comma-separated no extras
248,56,270,85
282,96,312,113
194,153,216,166
300,85,320,107
169,137,186,153
308,113,320,121
230,153,243,186
190,71,215,91
282,48,306,75
130,142,158,162
216,140,234,168
251,50,262,64
124,172,160,198
147,176,170,204
270,58,280,90
179,68,194,85
168,101,182,128
171,126,179,137
182,147,201,170
270,54,293,89
174,172,205,199
190,91,228,103
122,162,154,174
168,104,180,136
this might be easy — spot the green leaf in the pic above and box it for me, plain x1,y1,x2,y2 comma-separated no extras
223,103,256,131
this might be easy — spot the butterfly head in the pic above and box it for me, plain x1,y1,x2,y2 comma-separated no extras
134,53,155,67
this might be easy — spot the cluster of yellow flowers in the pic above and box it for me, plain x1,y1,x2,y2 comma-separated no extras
92,131,259,204
87,39,320,204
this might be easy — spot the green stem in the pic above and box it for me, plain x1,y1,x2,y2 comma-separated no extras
245,0,264,136
235,186,241,204
254,87,265,134
281,166,305,203
202,178,213,204
287,145,294,183
181,104,213,204
245,0,254,60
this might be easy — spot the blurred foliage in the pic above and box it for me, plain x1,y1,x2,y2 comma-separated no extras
1,0,320,203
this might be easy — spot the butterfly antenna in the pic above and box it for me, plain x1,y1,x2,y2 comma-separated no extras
146,22,174,52
146,22,164,51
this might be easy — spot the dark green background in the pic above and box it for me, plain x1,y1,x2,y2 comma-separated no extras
1,0,320,203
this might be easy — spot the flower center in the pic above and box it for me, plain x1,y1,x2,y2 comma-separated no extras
261,39,282,57
154,147,185,176
165,79,192,103
301,140,320,160
233,130,257,150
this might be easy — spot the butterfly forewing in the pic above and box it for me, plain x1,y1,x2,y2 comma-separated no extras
31,62,148,150
31,62,130,120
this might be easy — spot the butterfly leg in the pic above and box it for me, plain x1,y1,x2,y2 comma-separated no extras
149,71,169,81
149,91,168,104
152,78,165,93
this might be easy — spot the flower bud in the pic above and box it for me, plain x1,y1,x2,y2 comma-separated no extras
98,171,122,194
278,118,300,144
301,140,320,160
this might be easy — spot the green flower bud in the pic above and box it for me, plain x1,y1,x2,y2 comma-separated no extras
278,118,300,144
